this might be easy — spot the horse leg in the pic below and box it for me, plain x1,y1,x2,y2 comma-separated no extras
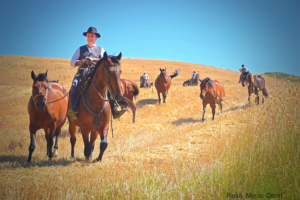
81,130,92,160
89,130,98,160
69,119,77,158
163,93,167,103
96,126,109,162
211,103,216,120
202,101,207,122
254,87,259,105
133,108,136,123
219,100,223,114
52,117,66,157
28,123,38,162
52,126,62,157
262,93,264,104
52,135,59,157
157,92,161,105
248,86,251,104
46,124,56,160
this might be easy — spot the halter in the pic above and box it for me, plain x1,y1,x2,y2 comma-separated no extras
88,59,119,101
31,84,69,106
31,86,49,105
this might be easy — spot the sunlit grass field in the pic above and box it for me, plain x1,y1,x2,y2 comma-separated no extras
0,55,299,199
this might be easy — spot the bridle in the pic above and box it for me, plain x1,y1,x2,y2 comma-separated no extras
31,83,69,106
82,59,121,126
87,59,120,102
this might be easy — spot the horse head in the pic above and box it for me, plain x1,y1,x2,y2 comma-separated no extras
31,70,49,112
199,77,211,99
159,68,168,83
241,73,250,87
98,52,123,101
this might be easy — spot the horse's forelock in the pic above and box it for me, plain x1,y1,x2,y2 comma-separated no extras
36,73,48,82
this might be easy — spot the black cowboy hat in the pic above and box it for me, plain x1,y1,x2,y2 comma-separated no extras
83,27,101,38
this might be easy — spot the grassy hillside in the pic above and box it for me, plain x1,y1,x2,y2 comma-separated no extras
0,55,299,199
265,72,300,83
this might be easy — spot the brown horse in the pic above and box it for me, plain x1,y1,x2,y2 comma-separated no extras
120,79,139,123
27,70,68,162
199,77,225,122
68,52,125,161
155,68,179,104
253,75,268,104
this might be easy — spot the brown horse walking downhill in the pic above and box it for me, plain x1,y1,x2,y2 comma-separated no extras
68,52,125,161
27,71,68,162
120,79,139,123
199,77,225,122
155,68,179,104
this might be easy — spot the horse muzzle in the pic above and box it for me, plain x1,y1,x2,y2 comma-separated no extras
200,94,204,99
36,101,45,112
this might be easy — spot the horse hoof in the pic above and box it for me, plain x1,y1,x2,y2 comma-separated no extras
52,149,58,157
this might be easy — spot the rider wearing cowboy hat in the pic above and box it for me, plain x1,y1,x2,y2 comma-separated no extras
68,27,126,119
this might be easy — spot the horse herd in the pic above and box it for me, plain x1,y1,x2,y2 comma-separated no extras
27,52,268,162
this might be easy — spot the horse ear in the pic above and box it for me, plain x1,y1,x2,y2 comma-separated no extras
165,67,166,70
116,52,122,60
160,68,162,71
103,51,108,61
44,70,48,78
31,70,36,81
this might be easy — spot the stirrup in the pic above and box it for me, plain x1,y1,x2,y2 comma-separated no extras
112,108,127,119
67,108,78,119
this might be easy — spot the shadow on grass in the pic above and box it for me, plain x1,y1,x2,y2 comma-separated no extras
172,104,253,126
0,155,76,169
136,98,157,108
224,103,251,112
171,118,201,126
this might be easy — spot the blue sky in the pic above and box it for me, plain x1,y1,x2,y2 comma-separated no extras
0,0,299,76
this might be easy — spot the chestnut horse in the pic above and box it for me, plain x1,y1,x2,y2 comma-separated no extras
120,79,139,123
68,52,125,161
199,77,225,122
155,68,180,104
28,70,68,162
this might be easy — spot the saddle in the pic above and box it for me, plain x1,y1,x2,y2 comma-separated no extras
76,64,96,101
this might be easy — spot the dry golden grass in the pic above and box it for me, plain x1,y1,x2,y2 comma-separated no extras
0,55,299,199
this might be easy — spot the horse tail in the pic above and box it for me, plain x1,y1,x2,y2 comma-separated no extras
262,88,268,97
131,81,139,97
118,97,136,113
170,69,180,79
